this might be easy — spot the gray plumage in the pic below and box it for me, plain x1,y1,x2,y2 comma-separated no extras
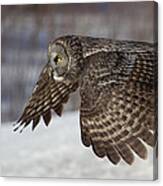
14,35,157,165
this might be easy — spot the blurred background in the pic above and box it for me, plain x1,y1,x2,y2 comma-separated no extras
1,2,157,180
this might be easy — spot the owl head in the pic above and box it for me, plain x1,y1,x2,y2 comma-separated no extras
48,36,83,82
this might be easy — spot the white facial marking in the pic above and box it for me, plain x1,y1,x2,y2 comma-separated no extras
53,75,64,82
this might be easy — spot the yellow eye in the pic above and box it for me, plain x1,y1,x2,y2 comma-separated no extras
53,55,62,64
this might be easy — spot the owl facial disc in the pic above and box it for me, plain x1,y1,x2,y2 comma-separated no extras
48,43,69,81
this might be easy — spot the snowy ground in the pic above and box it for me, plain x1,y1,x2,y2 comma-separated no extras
1,111,156,180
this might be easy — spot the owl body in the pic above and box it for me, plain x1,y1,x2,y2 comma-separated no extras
14,35,157,165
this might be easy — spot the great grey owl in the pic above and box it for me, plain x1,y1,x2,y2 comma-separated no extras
14,35,157,165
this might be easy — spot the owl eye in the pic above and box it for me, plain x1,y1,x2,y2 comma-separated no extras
53,55,62,64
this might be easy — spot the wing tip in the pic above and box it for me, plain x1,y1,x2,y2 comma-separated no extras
55,105,63,117
13,122,23,133
43,111,52,127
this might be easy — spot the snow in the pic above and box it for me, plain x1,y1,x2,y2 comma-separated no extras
0,111,156,180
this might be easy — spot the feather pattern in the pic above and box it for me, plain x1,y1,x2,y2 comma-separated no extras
80,48,157,165
13,63,78,132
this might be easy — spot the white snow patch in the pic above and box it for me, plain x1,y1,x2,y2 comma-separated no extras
0,111,156,180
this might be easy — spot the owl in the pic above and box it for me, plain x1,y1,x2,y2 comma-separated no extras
14,35,157,165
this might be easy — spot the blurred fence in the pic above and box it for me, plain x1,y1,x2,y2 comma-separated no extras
1,2,156,122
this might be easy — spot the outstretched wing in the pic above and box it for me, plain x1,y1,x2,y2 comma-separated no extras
14,63,78,132
80,50,157,165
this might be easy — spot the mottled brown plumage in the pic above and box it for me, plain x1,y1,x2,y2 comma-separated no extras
14,35,157,165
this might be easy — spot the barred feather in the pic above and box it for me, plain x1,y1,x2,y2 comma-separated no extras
80,47,157,165
14,63,78,132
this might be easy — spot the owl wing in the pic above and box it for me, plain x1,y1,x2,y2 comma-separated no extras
80,51,157,165
14,63,78,132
